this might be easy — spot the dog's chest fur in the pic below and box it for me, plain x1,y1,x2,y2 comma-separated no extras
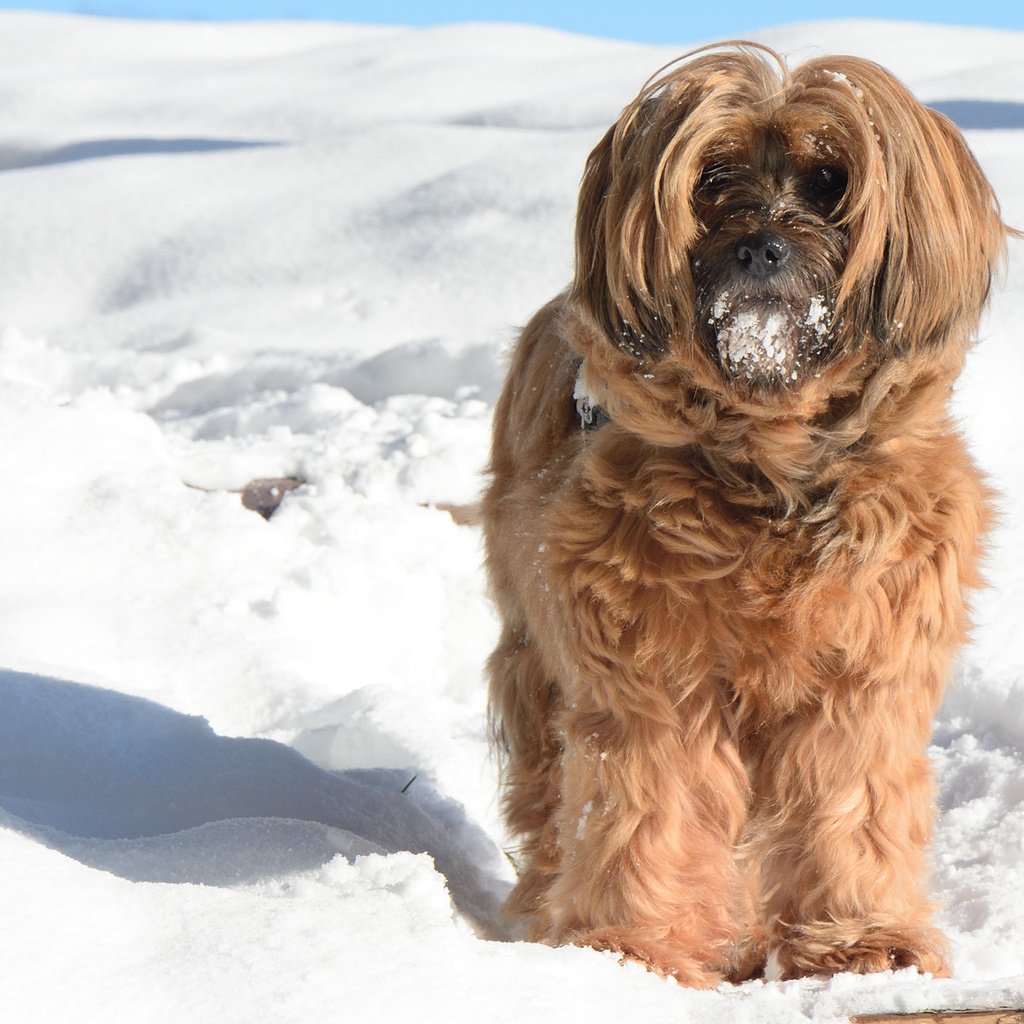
487,318,981,733
529,410,976,725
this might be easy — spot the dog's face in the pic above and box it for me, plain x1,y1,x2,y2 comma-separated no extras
572,46,1007,407
691,133,849,388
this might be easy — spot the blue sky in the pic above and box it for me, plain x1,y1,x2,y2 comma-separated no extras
2,0,1023,43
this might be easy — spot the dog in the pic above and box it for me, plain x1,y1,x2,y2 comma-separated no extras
482,43,1011,986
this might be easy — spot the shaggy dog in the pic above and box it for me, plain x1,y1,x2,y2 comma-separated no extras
482,43,1011,986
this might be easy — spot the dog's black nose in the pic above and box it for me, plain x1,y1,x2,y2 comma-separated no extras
736,233,791,279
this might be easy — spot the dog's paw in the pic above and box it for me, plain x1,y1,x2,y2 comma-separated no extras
726,932,770,983
776,920,951,979
573,926,727,988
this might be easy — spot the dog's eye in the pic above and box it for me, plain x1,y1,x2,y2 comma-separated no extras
809,165,848,205
697,164,730,196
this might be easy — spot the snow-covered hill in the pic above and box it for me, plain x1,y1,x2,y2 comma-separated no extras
0,13,1021,1021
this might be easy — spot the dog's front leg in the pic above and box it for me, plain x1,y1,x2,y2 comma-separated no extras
538,676,747,987
753,689,951,980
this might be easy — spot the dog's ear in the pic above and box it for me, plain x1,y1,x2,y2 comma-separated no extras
810,58,1009,353
878,101,1007,351
571,92,705,358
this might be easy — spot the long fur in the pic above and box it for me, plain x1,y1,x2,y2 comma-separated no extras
482,44,1011,986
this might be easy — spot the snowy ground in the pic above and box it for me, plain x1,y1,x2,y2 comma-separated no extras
0,12,1021,1022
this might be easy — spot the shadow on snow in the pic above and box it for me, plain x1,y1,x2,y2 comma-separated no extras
930,99,1024,130
0,137,282,172
0,669,508,934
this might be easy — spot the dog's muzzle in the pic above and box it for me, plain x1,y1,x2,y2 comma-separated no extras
707,291,835,386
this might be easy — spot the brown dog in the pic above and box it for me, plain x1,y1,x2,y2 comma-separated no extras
482,43,1011,986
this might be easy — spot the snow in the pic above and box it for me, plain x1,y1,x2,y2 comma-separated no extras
710,291,834,383
0,11,1020,1022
